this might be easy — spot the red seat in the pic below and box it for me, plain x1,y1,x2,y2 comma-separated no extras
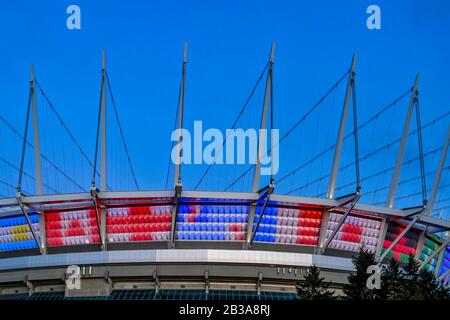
70,220,80,228
143,233,151,241
140,207,150,215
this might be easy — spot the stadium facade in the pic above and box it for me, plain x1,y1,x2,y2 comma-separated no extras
0,44,449,300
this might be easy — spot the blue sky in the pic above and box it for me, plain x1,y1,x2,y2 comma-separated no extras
0,1,449,211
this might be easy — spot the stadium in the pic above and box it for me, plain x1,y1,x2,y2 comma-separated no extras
0,3,449,301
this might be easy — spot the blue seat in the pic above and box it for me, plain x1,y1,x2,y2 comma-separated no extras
269,226,277,233
207,206,213,214
201,232,207,240
177,216,184,223
230,206,236,214
230,216,236,223
218,215,225,223
212,215,219,223
201,224,207,231
195,215,202,223
213,206,219,214
207,224,213,232
262,234,269,242
218,206,224,214
201,215,208,223
270,217,277,224
207,233,213,240
194,233,201,240
218,233,225,240
255,234,263,242
224,216,230,223
200,206,207,213
213,224,219,232
195,223,201,231
207,215,213,223
268,235,275,242
224,206,230,213
213,233,219,240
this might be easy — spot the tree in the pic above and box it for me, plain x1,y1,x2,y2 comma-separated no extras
296,265,335,300
395,254,421,299
343,248,381,300
394,255,450,300
417,268,450,300
381,258,403,300
344,251,450,300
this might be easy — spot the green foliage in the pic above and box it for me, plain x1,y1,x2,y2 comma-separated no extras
344,250,450,300
381,258,402,299
296,265,335,300
395,254,421,299
343,248,381,300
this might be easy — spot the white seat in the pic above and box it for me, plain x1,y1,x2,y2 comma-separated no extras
287,227,294,235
